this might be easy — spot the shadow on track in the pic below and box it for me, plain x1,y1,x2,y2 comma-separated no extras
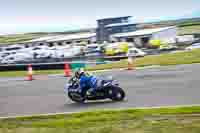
63,99,128,109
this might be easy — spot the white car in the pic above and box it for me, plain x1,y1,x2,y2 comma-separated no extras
20,46,50,52
0,55,3,62
0,51,17,59
127,48,146,57
85,44,102,53
49,45,85,58
20,46,54,58
32,49,54,58
2,44,25,52
1,53,33,64
51,50,64,58
63,46,84,57
185,43,200,50
159,44,178,51
0,47,3,52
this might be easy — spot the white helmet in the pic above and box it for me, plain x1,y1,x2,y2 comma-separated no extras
79,68,85,74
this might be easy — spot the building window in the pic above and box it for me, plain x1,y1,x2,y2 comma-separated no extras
107,28,112,31
122,19,128,23
66,42,72,44
127,38,134,42
25,45,29,48
141,37,149,44
48,42,54,47
58,42,63,46
76,41,81,43
100,22,104,25
122,27,129,32
122,26,134,32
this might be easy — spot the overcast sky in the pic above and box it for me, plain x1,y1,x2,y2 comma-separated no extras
0,0,199,35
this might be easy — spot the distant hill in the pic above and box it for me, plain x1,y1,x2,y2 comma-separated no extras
143,17,200,26
0,28,96,45
139,10,200,26
136,17,200,30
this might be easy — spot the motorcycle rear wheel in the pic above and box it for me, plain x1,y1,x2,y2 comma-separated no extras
68,92,86,103
110,86,125,101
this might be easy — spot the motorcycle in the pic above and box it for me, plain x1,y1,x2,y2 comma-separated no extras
64,76,125,103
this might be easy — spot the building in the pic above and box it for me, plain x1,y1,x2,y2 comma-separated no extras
46,33,96,46
23,16,138,46
24,35,63,47
111,26,177,47
96,16,137,43
22,16,177,48
24,32,96,47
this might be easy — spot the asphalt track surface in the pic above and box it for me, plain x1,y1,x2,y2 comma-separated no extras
0,64,200,117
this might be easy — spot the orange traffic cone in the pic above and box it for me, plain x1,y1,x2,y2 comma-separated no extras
127,56,135,70
27,64,34,81
64,62,71,77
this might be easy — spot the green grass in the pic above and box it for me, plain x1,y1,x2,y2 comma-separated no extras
0,34,46,44
86,49,200,71
0,70,64,77
1,49,200,77
178,25,200,35
1,106,200,133
178,22,200,27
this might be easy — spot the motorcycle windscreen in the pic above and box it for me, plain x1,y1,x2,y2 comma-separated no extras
64,84,69,94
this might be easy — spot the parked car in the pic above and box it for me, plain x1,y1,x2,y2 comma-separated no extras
159,44,178,51
0,51,17,59
104,42,132,56
0,55,3,62
85,44,101,52
49,45,71,50
33,49,55,58
127,48,146,57
185,43,200,50
0,45,23,61
62,46,83,58
1,53,33,64
3,44,24,51
20,46,54,59
48,49,64,58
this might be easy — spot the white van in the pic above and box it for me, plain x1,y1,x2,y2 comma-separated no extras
127,48,146,57
3,45,24,52
1,53,33,64
20,46,54,59
0,51,17,59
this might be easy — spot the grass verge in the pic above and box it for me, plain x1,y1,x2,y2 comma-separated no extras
178,25,200,35
0,70,64,77
1,106,200,133
0,33,46,44
86,49,200,71
1,49,200,77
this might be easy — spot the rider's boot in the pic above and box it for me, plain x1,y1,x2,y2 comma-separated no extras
87,88,95,96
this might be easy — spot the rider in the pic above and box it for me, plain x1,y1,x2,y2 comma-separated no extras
75,69,100,97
